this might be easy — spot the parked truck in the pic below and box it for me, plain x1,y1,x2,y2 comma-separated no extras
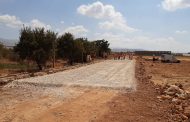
161,54,180,63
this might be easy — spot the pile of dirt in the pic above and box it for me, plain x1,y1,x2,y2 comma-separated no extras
136,58,190,121
142,57,190,121
156,83,190,121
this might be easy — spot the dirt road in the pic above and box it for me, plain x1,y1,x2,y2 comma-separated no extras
0,59,175,122
9,60,136,90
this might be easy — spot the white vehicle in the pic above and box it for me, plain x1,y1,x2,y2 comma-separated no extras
161,54,180,63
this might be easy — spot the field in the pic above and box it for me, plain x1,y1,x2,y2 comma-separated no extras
0,59,68,76
0,59,31,76
143,56,190,91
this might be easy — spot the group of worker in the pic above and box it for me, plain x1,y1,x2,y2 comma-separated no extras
113,53,134,60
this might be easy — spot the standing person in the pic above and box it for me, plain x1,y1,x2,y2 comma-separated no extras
114,54,117,60
131,53,133,60
153,54,156,62
129,53,131,60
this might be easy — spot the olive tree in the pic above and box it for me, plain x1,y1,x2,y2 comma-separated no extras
57,33,75,65
14,27,57,70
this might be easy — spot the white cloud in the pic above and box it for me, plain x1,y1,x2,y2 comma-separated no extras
162,0,190,11
0,14,23,28
29,19,51,30
77,1,122,20
59,25,88,37
93,32,190,53
77,1,137,32
99,21,137,33
0,14,51,30
175,30,188,34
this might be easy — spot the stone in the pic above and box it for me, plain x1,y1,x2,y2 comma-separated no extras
165,91,176,96
179,89,185,94
158,95,172,100
185,91,190,99
182,103,189,108
175,105,183,112
176,93,186,100
48,70,54,74
165,85,181,96
155,88,160,90
184,106,190,117
175,83,183,89
33,72,47,77
181,114,188,120
172,98,181,105
16,74,30,79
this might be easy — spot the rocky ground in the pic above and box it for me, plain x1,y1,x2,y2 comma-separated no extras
143,57,190,121
144,57,190,91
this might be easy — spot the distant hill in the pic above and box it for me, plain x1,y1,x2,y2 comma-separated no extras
111,48,145,52
0,38,18,47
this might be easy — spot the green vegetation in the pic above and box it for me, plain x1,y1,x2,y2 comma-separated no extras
0,63,27,70
0,43,12,59
57,34,111,65
14,27,57,70
1,43,19,62
12,26,111,70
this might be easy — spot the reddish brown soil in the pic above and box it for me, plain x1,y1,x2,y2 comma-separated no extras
0,59,180,122
96,59,174,122
144,59,190,91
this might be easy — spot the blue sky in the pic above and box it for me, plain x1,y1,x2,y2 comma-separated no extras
0,0,190,52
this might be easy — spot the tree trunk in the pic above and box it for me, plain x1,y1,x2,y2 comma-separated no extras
52,40,55,68
37,63,43,70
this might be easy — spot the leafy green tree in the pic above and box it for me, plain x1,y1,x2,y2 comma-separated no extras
75,38,98,61
73,38,85,62
95,39,111,57
46,30,57,68
14,27,56,70
57,33,75,65
0,43,3,58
